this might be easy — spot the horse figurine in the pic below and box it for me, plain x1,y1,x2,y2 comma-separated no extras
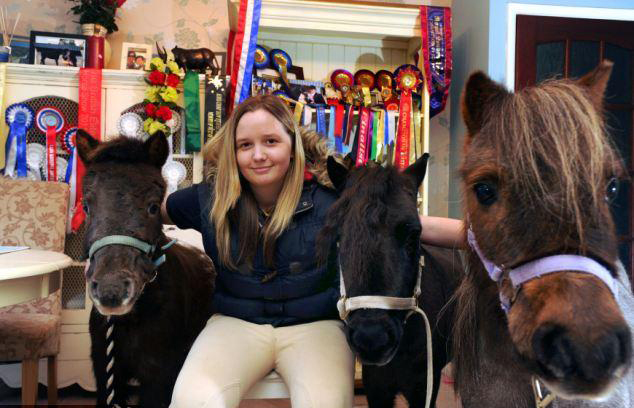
157,42,220,75
320,156,463,408
76,130,216,407
453,61,634,407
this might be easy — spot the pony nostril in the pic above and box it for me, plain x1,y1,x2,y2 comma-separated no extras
123,279,134,299
352,326,390,353
90,281,99,295
600,327,632,373
616,328,632,366
532,324,575,379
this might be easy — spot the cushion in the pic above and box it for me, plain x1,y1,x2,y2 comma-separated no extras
0,313,61,361
0,178,69,252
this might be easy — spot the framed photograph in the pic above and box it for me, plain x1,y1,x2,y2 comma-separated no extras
120,42,152,70
29,31,87,67
289,65,304,80
0,35,30,64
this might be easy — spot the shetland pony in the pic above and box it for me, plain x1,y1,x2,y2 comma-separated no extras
454,62,634,407
321,156,462,407
76,131,215,407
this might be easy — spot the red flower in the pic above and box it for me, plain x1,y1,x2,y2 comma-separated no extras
156,106,173,121
166,74,180,88
145,103,157,117
148,70,166,86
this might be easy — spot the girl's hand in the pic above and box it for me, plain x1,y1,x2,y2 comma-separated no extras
419,216,466,249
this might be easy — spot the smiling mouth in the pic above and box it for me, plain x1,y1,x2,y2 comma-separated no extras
251,166,272,173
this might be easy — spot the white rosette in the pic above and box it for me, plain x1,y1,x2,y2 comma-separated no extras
26,143,45,172
117,112,145,139
165,110,182,134
161,160,187,195
27,168,42,181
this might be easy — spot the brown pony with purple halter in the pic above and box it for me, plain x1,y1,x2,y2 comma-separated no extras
453,61,634,407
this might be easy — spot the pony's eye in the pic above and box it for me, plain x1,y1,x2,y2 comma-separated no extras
606,177,619,202
148,203,160,215
474,182,497,206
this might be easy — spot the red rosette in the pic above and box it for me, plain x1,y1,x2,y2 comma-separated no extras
62,127,78,153
354,69,375,89
393,64,422,93
330,69,354,91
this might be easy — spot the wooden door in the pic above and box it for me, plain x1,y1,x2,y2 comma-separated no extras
515,15,634,280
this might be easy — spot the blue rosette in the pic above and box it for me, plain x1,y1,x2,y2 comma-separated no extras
35,107,65,133
4,103,35,178
269,49,292,72
254,45,270,69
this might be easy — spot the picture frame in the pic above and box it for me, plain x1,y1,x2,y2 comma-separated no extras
120,42,152,71
0,35,30,64
289,65,305,80
29,31,87,67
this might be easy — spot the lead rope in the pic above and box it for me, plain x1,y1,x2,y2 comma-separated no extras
338,256,433,408
98,239,176,408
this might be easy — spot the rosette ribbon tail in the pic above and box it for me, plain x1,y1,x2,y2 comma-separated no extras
396,89,412,169
184,71,201,152
65,147,78,233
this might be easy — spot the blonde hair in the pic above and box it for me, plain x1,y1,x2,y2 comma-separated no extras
203,95,306,269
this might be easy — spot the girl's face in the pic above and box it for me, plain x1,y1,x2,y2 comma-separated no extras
235,109,293,194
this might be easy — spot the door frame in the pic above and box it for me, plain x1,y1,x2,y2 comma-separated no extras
505,3,634,90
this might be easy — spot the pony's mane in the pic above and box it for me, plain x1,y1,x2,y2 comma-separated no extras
318,164,414,288
480,79,621,248
88,136,157,166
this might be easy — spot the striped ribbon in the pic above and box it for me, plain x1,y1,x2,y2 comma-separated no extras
228,0,262,113
0,64,5,169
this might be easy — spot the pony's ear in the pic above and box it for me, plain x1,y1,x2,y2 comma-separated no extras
327,156,348,191
576,60,613,108
403,152,430,189
144,131,169,168
76,129,100,164
461,71,508,136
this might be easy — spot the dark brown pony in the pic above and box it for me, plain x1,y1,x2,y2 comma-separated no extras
454,62,634,407
76,131,215,407
321,156,462,407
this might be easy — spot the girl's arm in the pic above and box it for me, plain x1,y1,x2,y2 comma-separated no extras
419,216,466,249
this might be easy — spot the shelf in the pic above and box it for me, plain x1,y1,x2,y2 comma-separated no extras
228,0,451,40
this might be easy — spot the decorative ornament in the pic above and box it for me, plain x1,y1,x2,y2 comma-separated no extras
161,160,186,195
117,112,145,139
35,107,65,133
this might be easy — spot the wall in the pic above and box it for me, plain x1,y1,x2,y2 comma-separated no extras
446,0,489,218
3,0,229,68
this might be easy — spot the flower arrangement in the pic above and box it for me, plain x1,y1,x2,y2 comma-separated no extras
67,0,126,34
143,57,182,135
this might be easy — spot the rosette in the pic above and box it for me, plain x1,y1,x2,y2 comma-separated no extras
27,168,42,181
35,107,65,133
354,70,376,89
269,49,292,72
26,143,45,170
4,103,35,178
376,70,394,90
117,112,145,139
62,127,78,153
162,160,187,195
393,64,423,93
254,45,270,69
165,110,182,135
41,156,68,182
330,69,354,91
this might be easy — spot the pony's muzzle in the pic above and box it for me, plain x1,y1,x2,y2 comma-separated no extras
532,322,632,394
346,311,403,366
90,276,135,309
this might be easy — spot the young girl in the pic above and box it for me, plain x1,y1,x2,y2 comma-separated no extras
165,95,355,407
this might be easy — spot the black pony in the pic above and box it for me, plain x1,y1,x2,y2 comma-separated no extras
319,155,462,407
76,131,215,407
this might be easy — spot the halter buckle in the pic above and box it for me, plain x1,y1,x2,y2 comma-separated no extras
531,376,555,408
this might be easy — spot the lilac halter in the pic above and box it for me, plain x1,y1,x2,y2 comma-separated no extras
467,227,617,313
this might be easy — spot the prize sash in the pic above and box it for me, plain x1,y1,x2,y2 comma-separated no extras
184,71,201,152
204,75,227,143
420,6,452,118
355,107,371,167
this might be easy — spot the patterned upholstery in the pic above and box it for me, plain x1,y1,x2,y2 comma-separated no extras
0,178,69,252
0,179,68,370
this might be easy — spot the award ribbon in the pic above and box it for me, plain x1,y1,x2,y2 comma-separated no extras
394,65,422,169
344,105,354,147
184,71,201,152
387,110,397,164
4,104,34,178
293,100,304,125
375,110,385,162
302,105,312,127
0,64,6,169
205,75,227,143
36,107,65,182
228,0,262,113
355,107,371,167
413,109,422,163
316,106,326,136
75,68,102,232
63,128,78,233
420,6,452,118
328,105,336,150
371,110,380,161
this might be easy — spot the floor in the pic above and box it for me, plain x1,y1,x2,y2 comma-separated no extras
0,366,461,407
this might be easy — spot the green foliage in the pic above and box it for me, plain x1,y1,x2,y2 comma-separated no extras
67,0,120,34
